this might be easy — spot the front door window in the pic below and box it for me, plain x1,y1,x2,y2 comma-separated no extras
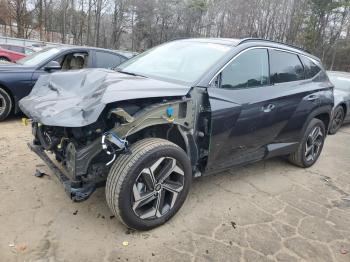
220,48,269,89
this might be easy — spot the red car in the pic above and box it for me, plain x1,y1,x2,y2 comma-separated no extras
0,47,26,62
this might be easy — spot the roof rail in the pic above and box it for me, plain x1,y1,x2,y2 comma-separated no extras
238,38,310,54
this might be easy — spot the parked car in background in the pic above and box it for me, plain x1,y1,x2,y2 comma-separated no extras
0,46,128,121
327,71,350,134
30,43,46,52
0,44,35,55
0,47,26,62
20,38,333,230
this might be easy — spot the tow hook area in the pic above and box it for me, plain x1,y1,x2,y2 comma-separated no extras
28,142,96,202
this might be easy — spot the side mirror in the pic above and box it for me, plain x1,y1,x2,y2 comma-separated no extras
44,61,61,71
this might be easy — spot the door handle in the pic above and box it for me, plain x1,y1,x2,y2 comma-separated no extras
306,95,318,101
262,104,275,113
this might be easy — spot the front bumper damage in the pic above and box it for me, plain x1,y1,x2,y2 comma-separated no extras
28,142,97,202
27,99,197,202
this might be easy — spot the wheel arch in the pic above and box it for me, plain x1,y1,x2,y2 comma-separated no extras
314,113,330,131
105,98,199,168
300,106,332,137
0,56,10,61
127,123,188,153
126,123,199,168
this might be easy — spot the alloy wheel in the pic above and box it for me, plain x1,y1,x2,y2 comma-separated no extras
0,93,6,116
132,157,184,219
305,126,323,162
331,108,344,132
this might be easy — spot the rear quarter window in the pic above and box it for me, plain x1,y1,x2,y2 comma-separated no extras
300,56,321,79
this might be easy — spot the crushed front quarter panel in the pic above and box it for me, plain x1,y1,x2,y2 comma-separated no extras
19,69,191,127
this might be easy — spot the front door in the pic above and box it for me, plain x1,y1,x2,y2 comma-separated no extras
31,50,90,84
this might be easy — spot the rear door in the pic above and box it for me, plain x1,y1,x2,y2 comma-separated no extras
205,48,307,172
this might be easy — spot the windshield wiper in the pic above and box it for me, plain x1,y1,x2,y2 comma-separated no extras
115,69,147,78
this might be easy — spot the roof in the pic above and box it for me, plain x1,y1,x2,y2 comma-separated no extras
175,38,241,46
174,37,319,61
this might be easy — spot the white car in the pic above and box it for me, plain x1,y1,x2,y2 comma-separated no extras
327,71,350,134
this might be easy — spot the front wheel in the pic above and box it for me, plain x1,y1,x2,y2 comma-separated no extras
105,138,192,230
288,118,326,168
0,87,12,121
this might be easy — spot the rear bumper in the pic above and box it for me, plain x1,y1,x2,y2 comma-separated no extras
28,142,96,202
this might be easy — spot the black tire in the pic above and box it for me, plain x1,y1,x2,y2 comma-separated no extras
0,87,12,121
288,118,326,168
0,57,10,62
329,106,345,135
106,138,192,230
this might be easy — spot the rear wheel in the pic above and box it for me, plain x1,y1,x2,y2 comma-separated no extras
289,118,325,168
0,57,10,62
0,87,12,121
329,106,345,135
105,138,192,230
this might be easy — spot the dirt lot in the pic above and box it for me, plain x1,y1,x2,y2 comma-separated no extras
0,117,350,262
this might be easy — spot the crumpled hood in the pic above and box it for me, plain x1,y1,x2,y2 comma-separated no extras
19,68,190,127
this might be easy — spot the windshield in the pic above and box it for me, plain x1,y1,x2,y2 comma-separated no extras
16,47,61,66
117,41,231,83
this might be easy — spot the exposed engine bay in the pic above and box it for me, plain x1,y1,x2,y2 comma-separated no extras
28,95,210,201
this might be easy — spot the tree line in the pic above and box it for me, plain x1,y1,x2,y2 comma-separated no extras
1,0,350,71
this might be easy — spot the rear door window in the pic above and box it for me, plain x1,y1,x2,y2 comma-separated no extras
269,50,304,84
95,51,122,69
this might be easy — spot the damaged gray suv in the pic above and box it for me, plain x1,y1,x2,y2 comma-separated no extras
20,38,334,230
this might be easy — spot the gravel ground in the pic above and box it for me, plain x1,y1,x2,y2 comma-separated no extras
0,116,350,262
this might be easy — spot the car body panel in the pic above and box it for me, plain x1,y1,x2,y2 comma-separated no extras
0,44,35,55
204,45,333,172
0,48,25,62
19,69,191,127
334,89,350,124
327,71,350,124
205,77,333,172
0,65,36,110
